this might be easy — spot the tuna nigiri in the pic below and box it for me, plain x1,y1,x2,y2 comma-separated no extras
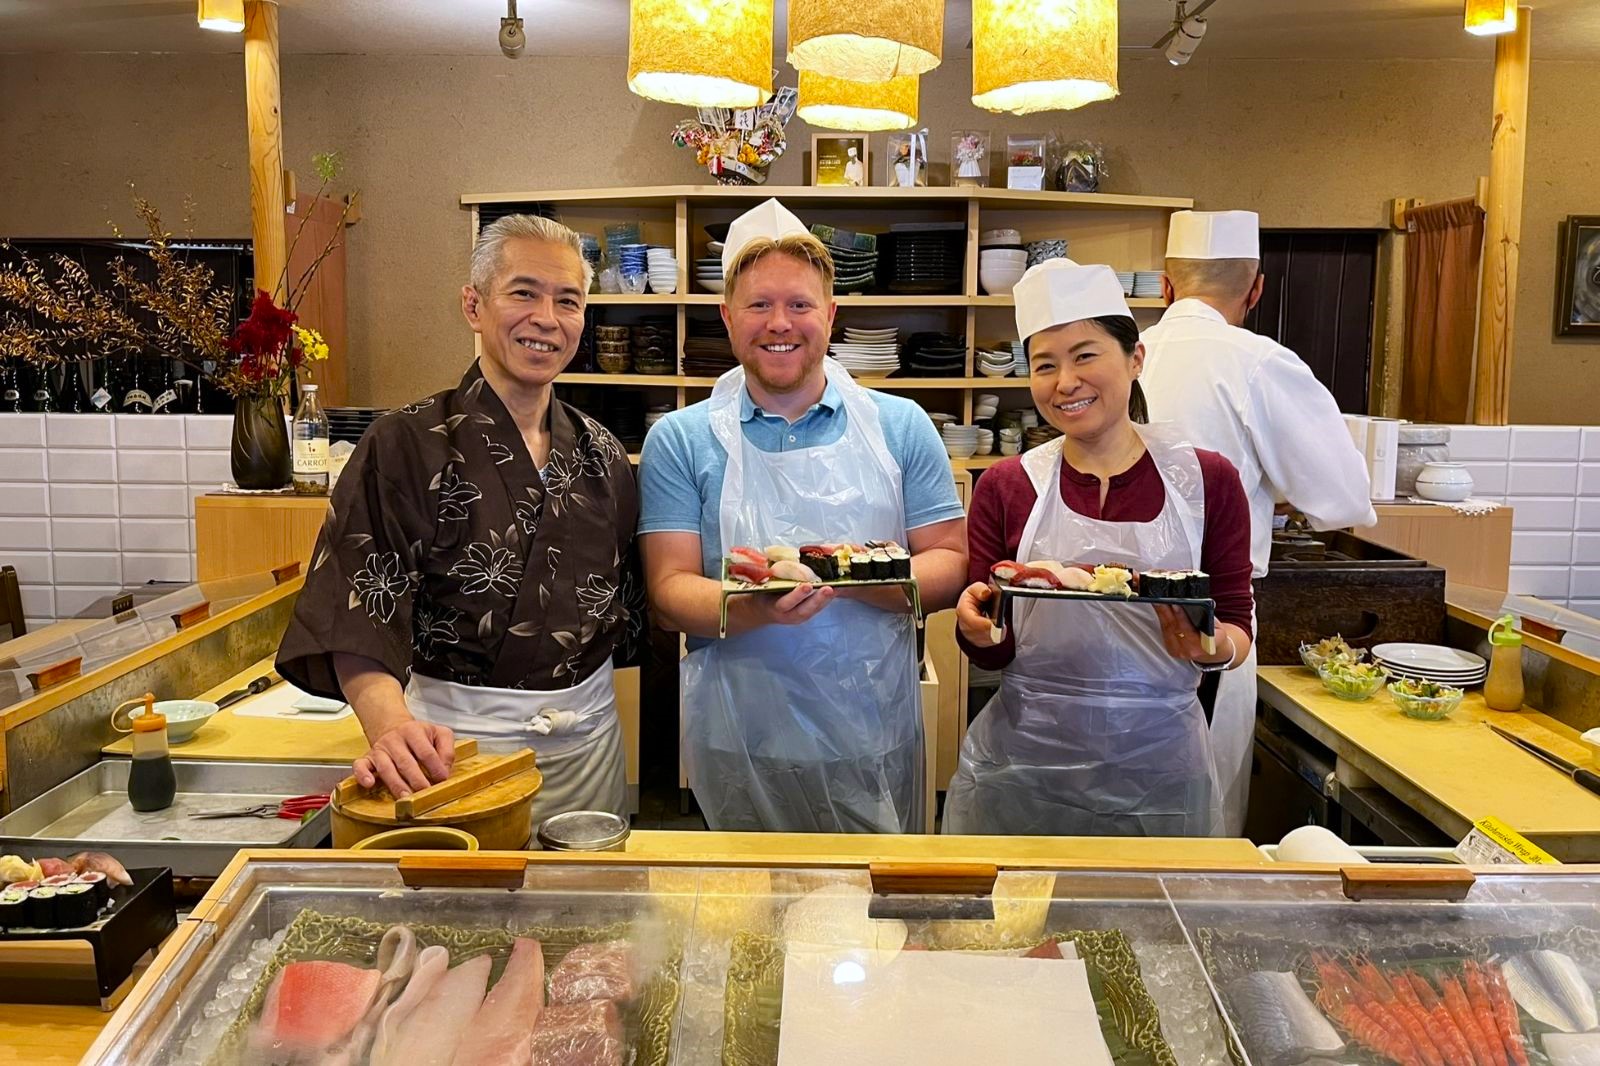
990,561,1024,582
992,561,1065,589
729,561,773,585
729,546,767,568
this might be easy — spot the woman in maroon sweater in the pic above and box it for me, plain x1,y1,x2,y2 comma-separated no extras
943,259,1253,838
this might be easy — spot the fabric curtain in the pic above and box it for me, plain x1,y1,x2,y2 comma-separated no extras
1401,198,1484,423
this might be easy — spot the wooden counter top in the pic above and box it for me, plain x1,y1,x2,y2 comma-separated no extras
1258,665,1600,860
101,655,367,763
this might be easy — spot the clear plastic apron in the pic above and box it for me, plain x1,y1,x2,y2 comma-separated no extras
943,422,1222,837
680,357,924,833
405,660,626,825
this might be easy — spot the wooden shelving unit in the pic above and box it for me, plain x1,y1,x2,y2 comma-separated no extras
463,184,1190,459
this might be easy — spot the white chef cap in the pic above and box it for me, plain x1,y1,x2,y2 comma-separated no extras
1013,258,1133,342
722,198,810,278
1165,210,1260,260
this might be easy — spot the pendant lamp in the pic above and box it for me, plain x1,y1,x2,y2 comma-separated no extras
787,0,942,82
627,0,774,109
1464,0,1517,36
197,0,245,33
797,71,917,131
971,0,1118,115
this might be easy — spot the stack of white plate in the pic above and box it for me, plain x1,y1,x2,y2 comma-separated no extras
942,423,980,459
1115,271,1136,296
1011,340,1027,377
976,349,1015,377
980,248,1028,295
1133,270,1163,299
843,326,897,345
830,327,899,377
647,247,678,294
1372,643,1487,686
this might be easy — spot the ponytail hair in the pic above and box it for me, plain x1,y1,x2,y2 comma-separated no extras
1024,314,1147,423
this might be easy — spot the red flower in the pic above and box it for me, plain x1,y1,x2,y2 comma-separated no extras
226,289,298,358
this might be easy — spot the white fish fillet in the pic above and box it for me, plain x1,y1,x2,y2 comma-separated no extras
450,937,545,1066
1545,1032,1600,1066
369,945,450,1066
1503,950,1599,1033
389,953,492,1066
1226,971,1345,1065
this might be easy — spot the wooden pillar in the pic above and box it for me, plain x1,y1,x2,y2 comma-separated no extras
245,0,287,302
1471,6,1530,426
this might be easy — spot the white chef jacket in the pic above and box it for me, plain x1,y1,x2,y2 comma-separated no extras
1141,299,1376,577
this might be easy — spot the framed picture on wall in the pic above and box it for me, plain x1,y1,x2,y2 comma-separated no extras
811,134,868,187
1555,214,1600,337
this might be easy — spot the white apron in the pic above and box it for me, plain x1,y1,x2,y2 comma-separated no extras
405,660,626,833
1212,627,1258,836
943,422,1222,838
680,358,924,833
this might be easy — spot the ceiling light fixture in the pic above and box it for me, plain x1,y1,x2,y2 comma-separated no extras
628,0,774,109
499,0,526,58
796,70,918,130
971,0,1118,115
787,1,943,82
1464,0,1517,36
196,0,245,33
1164,6,1207,66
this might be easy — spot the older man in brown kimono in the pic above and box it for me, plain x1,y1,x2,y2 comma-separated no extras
278,214,644,821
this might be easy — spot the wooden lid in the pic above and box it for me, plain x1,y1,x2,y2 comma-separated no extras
331,739,543,827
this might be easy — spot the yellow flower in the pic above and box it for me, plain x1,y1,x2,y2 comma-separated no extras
292,324,329,362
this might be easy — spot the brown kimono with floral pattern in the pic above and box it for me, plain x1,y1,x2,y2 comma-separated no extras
277,363,644,699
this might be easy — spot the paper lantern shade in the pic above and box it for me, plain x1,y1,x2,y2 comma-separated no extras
197,0,245,32
628,0,774,109
787,0,942,82
971,0,1118,115
797,71,917,131
1464,0,1517,36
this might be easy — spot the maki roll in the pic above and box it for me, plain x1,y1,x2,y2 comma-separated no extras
850,552,871,579
0,888,25,930
40,874,75,889
886,546,911,580
54,882,99,928
1176,569,1211,599
869,550,892,580
798,550,837,581
25,886,57,928
1140,570,1173,599
74,871,110,906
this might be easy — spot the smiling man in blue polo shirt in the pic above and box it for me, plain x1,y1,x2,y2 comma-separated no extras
639,198,967,833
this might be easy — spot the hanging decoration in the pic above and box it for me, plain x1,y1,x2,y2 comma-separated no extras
671,87,799,185
971,0,1119,115
786,0,943,82
627,0,775,109
796,71,917,131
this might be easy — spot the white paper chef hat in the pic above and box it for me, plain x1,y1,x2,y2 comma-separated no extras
1013,258,1133,341
722,198,810,278
1165,209,1260,260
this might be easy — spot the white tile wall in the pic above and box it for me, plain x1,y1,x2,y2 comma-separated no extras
1443,424,1600,609
0,415,233,623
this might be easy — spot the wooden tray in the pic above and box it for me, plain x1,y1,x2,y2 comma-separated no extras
718,560,922,638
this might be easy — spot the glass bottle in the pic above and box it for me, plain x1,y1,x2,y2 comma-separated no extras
151,356,180,415
121,355,153,413
292,383,330,495
1,359,23,413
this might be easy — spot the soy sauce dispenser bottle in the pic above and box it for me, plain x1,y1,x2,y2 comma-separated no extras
127,693,177,812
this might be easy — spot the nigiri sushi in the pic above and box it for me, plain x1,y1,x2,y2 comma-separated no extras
770,559,823,584
729,561,774,585
765,545,800,563
990,561,1024,583
1026,561,1095,591
729,546,767,568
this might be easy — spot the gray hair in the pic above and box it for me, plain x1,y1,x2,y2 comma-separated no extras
470,213,594,295
1164,257,1260,301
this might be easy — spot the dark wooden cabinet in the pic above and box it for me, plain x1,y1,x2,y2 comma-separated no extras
1246,229,1380,414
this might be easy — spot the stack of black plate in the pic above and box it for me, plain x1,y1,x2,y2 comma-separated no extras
828,244,878,294
325,407,387,445
886,223,964,295
902,332,966,376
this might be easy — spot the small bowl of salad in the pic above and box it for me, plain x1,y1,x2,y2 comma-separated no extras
1317,660,1389,701
1300,635,1366,673
1388,678,1465,720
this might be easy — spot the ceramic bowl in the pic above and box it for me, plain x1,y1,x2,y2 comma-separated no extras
698,278,726,294
648,276,678,294
980,267,1026,296
980,228,1022,246
351,826,480,851
1415,461,1474,503
980,248,1029,264
597,353,631,374
110,698,219,744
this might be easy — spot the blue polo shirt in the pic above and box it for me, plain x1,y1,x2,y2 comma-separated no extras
638,381,964,645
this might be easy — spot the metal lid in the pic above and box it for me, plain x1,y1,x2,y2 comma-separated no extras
535,810,630,851
1398,423,1450,445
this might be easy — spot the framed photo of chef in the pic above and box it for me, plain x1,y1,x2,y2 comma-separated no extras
811,134,869,187
1555,215,1600,337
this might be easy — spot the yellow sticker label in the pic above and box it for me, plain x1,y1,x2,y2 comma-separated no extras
1471,816,1559,865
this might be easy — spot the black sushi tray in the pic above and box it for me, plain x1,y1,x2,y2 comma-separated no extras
986,581,1218,654
0,866,176,1008
718,562,922,638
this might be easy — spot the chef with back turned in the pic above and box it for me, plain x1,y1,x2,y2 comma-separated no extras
1140,208,1376,836
637,198,968,834
277,213,645,826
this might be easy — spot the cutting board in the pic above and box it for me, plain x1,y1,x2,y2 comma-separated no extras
228,682,352,721
777,947,1111,1066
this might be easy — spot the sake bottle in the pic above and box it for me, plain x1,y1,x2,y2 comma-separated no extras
292,383,330,495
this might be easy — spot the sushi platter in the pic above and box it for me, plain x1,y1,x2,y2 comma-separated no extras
718,542,923,638
985,561,1218,654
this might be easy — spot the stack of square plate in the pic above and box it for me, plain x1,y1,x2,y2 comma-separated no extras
903,332,966,376
1373,643,1487,686
326,407,386,445
886,223,964,294
1115,271,1136,296
1133,271,1164,299
1011,339,1027,377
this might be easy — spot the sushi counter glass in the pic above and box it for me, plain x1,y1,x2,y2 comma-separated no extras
83,849,1600,1066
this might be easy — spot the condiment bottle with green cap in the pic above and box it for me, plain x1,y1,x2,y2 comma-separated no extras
1485,615,1526,712
126,692,177,811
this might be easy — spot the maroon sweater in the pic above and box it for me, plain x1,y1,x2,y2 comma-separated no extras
958,447,1254,671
